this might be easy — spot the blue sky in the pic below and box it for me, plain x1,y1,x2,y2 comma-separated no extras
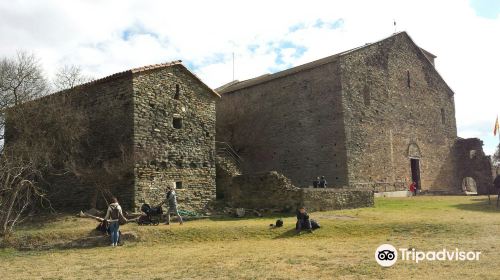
470,0,500,18
0,0,499,156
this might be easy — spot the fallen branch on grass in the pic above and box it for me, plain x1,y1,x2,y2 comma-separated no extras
77,211,104,222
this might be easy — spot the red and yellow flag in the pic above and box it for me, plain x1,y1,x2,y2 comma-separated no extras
495,116,499,136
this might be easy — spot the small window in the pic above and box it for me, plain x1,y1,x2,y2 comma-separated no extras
175,181,183,189
440,108,446,124
174,84,180,100
173,117,183,129
363,85,371,106
407,70,411,89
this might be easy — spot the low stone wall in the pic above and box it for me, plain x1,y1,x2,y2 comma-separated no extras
226,171,374,212
302,189,374,211
349,181,407,192
227,171,301,211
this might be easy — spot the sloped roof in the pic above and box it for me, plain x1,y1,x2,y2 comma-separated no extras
218,31,453,96
59,60,220,98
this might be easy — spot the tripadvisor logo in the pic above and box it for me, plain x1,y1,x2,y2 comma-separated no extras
375,244,481,267
375,244,398,267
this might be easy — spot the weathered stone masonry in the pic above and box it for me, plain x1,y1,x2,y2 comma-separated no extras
6,61,219,211
217,32,491,194
226,171,374,211
8,32,493,215
217,56,348,188
455,138,493,194
340,32,458,192
7,74,136,210
133,64,219,211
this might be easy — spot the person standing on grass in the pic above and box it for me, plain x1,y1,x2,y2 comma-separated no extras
319,176,327,188
313,177,320,188
104,197,127,247
164,186,183,225
409,181,417,196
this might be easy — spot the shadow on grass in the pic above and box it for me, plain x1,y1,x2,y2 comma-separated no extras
451,197,500,212
208,213,294,222
273,228,298,239
272,228,320,239
15,212,67,230
2,224,139,252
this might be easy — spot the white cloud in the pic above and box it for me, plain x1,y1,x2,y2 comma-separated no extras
1,0,499,154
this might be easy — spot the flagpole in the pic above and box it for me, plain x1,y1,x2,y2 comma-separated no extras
496,115,500,143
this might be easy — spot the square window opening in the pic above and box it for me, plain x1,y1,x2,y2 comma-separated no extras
175,181,183,189
173,117,183,129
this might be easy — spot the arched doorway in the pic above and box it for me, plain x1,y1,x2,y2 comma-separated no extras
461,177,478,195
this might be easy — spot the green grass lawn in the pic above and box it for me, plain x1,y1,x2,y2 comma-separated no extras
0,196,499,279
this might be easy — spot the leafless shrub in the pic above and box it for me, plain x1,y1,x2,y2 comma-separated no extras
0,151,48,236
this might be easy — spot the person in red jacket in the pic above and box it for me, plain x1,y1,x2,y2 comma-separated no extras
409,181,417,196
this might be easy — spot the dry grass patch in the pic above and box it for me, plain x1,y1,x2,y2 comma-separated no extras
0,196,499,279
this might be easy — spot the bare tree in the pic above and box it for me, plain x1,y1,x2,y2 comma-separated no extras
0,151,46,236
0,90,93,236
0,52,137,235
0,50,48,105
7,85,137,210
0,51,49,147
53,65,92,92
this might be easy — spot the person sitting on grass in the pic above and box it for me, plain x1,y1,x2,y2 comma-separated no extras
104,197,127,247
296,206,313,234
164,186,183,225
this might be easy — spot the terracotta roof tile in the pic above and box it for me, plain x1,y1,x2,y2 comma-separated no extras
56,60,219,98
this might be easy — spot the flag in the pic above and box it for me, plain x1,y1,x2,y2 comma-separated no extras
495,116,499,136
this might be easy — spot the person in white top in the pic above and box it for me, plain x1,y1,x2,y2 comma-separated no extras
104,197,127,246
164,186,183,225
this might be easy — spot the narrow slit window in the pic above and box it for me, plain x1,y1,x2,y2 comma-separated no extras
173,117,183,129
407,70,411,89
174,84,180,99
363,86,371,106
441,108,446,124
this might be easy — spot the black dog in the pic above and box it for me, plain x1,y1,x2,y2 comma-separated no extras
270,218,284,228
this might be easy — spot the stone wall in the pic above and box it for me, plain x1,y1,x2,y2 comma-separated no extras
226,171,374,211
226,171,302,211
349,181,407,192
217,60,348,188
340,32,458,193
217,32,462,193
6,74,136,210
215,153,241,199
132,65,217,212
302,189,374,211
6,64,218,212
455,138,493,194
